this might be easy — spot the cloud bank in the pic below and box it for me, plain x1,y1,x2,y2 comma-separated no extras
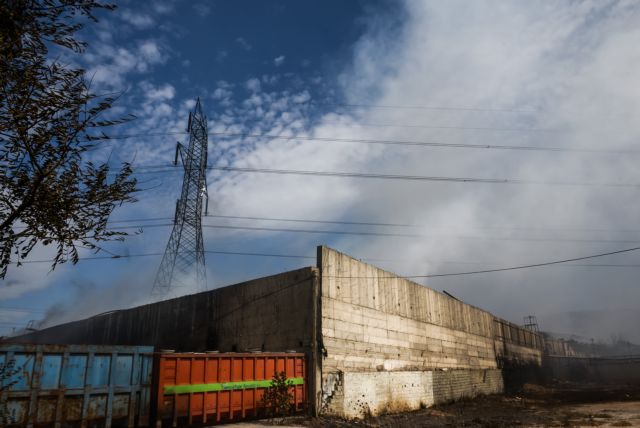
6,1,640,342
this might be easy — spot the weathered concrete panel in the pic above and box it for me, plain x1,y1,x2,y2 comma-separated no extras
316,246,539,417
318,247,500,375
322,369,503,418
15,267,318,353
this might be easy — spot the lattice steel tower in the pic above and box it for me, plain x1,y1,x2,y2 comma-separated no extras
152,98,209,297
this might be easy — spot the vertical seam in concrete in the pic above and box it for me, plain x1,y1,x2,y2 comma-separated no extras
316,245,325,415
310,268,320,417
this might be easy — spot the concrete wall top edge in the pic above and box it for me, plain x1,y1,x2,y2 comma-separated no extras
317,245,495,320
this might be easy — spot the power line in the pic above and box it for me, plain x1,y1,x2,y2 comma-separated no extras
106,222,640,245
308,101,537,114
117,213,640,235
126,164,640,188
122,164,640,188
7,250,314,265
31,212,635,235
98,130,635,154
323,246,640,279
353,122,554,132
8,246,640,279
204,214,640,235
202,165,640,188
13,215,640,242
199,224,640,244
205,250,313,259
206,214,419,228
209,132,635,154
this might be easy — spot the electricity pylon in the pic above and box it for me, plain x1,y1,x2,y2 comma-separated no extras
152,98,208,297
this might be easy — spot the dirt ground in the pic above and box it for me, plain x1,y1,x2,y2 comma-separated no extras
308,383,640,427
237,383,640,427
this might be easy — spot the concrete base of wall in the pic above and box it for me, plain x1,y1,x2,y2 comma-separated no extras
321,368,503,418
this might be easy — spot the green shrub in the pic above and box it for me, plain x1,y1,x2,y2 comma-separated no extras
262,371,294,423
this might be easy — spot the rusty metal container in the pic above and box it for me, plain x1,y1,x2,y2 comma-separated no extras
153,352,306,426
0,343,153,427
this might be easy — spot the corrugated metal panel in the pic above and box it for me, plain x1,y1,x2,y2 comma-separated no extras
0,343,153,428
154,352,306,426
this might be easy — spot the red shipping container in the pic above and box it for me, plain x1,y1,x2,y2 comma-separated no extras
152,352,306,426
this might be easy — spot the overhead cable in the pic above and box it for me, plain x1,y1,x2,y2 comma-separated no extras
323,246,640,279
8,247,640,279
204,165,640,188
95,131,636,154
107,222,640,245
308,101,536,114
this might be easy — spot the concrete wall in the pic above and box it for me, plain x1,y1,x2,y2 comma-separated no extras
317,246,517,417
14,267,318,353
319,247,498,372
12,245,546,419
493,318,544,365
544,338,580,357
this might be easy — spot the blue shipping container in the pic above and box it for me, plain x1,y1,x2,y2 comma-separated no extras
0,344,153,428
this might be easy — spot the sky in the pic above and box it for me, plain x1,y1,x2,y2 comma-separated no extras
3,0,640,343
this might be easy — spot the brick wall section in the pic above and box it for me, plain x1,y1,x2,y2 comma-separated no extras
431,368,503,403
323,369,503,418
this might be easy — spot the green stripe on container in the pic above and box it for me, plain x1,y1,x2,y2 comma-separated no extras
164,377,304,394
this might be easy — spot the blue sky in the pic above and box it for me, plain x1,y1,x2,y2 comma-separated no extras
3,0,640,342
2,0,403,333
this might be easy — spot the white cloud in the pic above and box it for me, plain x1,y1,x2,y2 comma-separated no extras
193,3,212,17
120,10,154,29
261,74,279,85
236,37,252,51
153,1,176,14
84,40,168,89
183,99,197,110
216,50,228,63
291,90,311,104
202,0,640,341
212,87,232,100
138,40,165,66
9,1,640,343
274,55,285,67
245,77,261,92
141,82,175,101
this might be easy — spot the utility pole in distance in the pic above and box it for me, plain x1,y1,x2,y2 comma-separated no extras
152,98,209,298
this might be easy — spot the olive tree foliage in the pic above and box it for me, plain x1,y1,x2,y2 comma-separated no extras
0,1,138,278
